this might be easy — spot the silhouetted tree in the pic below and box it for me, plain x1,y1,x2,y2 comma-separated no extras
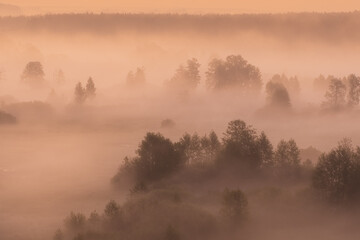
220,189,248,224
346,74,360,108
115,133,184,187
265,81,291,109
74,82,86,104
167,58,201,91
274,139,301,178
258,132,274,168
206,55,262,93
219,120,263,170
322,77,346,111
177,131,221,166
85,77,96,99
313,139,360,204
201,131,221,163
21,61,45,87
178,133,203,165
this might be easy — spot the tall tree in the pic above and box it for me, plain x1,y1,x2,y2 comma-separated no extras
126,67,146,87
167,58,201,91
322,78,346,110
220,120,263,170
274,139,301,178
86,77,96,99
346,74,360,108
74,82,86,104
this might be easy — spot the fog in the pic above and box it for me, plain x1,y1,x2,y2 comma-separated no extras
1,13,360,240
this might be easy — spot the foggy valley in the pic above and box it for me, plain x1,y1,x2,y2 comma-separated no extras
1,10,360,240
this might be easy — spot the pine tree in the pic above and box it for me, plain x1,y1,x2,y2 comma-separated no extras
86,77,96,99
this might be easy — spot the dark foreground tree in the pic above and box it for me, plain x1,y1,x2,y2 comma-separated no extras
113,133,184,188
177,131,221,166
274,139,301,178
218,120,272,171
312,139,360,204
206,55,262,93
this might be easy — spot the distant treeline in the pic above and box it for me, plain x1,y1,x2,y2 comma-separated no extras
1,12,360,41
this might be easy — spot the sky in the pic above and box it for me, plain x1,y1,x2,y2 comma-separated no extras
5,0,360,13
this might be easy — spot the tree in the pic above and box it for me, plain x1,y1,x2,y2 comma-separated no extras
21,61,45,87
201,131,221,163
270,74,300,96
177,133,203,165
206,55,262,93
265,81,291,109
167,58,201,91
74,82,86,104
274,139,301,178
258,132,274,168
104,200,121,219
126,67,146,87
313,139,360,204
115,133,184,186
177,131,221,166
220,189,248,224
322,77,346,111
346,74,360,108
64,212,86,233
219,120,262,170
85,77,96,99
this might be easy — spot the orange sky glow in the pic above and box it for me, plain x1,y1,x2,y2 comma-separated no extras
6,0,360,14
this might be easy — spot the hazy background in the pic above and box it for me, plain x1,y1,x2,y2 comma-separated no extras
3,0,360,14
1,3,360,240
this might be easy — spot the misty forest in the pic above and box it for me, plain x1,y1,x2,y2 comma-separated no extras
1,11,360,240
